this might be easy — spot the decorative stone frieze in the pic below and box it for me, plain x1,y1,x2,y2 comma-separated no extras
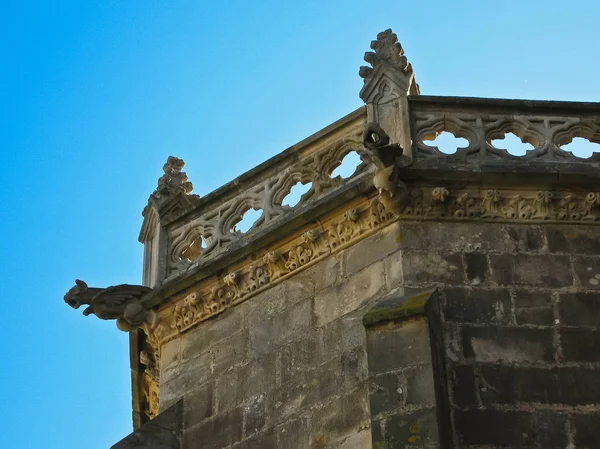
146,184,600,352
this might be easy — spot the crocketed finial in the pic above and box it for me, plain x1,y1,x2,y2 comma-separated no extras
151,156,194,204
359,29,419,95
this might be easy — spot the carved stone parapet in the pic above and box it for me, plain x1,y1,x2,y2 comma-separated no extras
411,96,600,162
166,117,371,276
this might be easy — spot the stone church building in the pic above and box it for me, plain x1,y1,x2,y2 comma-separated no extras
65,30,600,448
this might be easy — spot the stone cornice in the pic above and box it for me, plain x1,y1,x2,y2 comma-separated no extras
148,181,600,346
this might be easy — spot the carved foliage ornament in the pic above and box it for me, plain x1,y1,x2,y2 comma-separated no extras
397,188,600,222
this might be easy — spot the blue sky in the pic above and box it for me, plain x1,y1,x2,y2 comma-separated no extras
1,1,599,448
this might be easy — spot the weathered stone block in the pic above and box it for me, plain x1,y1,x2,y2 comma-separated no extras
344,222,401,276
215,356,276,413
233,431,276,449
572,256,600,290
184,407,243,448
318,317,366,359
573,414,600,447
310,388,370,443
449,364,477,408
559,292,600,327
160,350,213,404
363,290,432,327
381,407,439,448
514,290,553,308
369,372,403,418
454,408,536,446
211,329,249,374
402,251,464,285
478,365,600,406
267,376,310,422
384,250,404,292
503,225,545,252
516,307,554,326
334,429,372,448
183,382,214,429
276,417,309,448
514,290,555,325
243,394,266,437
314,261,385,326
405,364,436,407
161,338,183,377
396,222,507,253
340,348,368,389
536,412,568,449
366,319,432,373
297,254,343,294
249,299,313,356
443,287,511,324
302,351,366,408
546,226,600,255
277,334,320,386
112,401,182,449
215,369,242,413
489,254,573,287
183,308,243,359
461,325,554,362
245,283,288,318
464,252,489,285
560,328,600,362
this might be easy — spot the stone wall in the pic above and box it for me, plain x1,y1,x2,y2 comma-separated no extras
158,223,406,448
156,220,600,448
399,221,600,448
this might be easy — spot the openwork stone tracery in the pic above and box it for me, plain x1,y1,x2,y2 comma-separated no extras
414,101,600,161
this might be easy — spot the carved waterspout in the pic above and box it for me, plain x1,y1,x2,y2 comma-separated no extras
64,279,158,332
363,122,409,215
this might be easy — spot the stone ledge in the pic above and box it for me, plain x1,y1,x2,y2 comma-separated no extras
363,290,437,327
111,400,182,449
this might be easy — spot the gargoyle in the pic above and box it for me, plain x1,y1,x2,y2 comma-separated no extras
363,122,408,214
64,279,157,332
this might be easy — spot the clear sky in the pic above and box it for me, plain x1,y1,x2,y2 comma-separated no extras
1,1,599,448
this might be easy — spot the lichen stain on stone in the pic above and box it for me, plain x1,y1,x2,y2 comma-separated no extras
311,434,331,449
372,443,388,449
364,290,434,326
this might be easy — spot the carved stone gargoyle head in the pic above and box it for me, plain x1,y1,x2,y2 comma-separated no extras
64,279,100,316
